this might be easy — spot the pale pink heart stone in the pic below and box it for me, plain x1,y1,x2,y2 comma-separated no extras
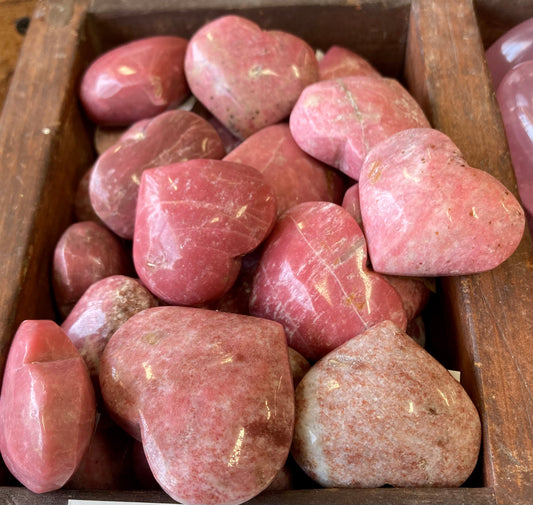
185,15,319,139
359,127,525,275
0,320,96,493
133,159,276,306
292,320,481,488
289,75,430,180
250,201,407,361
99,306,294,505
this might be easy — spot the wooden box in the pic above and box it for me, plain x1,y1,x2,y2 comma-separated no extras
0,0,533,503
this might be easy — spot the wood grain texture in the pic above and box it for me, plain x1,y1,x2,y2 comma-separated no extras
0,0,36,109
406,1,533,504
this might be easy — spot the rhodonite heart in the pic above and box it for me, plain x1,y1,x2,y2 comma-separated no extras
133,159,276,306
249,201,407,361
99,306,294,505
359,128,525,275
184,15,319,139
291,320,481,487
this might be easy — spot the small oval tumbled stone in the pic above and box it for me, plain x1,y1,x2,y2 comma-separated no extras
52,221,132,316
80,36,189,126
292,320,481,488
133,159,276,306
0,320,96,493
318,45,380,80
99,306,294,505
62,275,159,388
185,15,318,139
359,128,525,275
289,75,430,180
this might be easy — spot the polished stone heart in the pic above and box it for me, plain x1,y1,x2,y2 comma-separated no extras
133,159,276,306
250,201,407,361
289,75,430,180
185,15,318,139
291,320,481,488
99,306,294,505
359,128,525,275
0,320,96,493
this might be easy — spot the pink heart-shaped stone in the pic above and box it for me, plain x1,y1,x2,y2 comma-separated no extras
133,159,276,306
250,201,407,361
0,320,96,493
291,320,481,487
359,128,525,275
289,75,430,180
185,15,318,139
99,306,294,505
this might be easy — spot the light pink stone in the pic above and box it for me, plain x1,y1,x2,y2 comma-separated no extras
80,36,189,126
185,15,319,139
89,109,225,239
133,159,276,306
224,123,346,216
289,75,430,180
250,201,407,361
52,221,132,317
359,128,525,275
99,306,294,505
318,45,380,80
0,320,96,493
292,320,481,488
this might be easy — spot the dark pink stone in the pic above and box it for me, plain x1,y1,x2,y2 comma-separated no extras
406,314,426,347
0,320,96,493
289,75,430,180
288,347,311,388
61,275,159,386
250,201,407,361
80,36,189,126
133,159,277,306
185,15,319,139
89,109,225,239
318,45,380,80
486,17,533,89
358,128,525,275
224,123,346,216
94,125,128,155
99,306,294,505
384,275,432,322
291,320,481,487
74,167,105,225
66,411,135,490
52,221,132,317
496,59,533,230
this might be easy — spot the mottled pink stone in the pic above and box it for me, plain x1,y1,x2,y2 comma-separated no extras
80,36,189,126
250,201,407,361
0,320,96,493
288,347,311,388
292,320,481,488
61,275,159,387
318,45,380,80
185,15,319,139
133,159,276,306
52,221,132,317
224,123,346,216
99,306,294,505
289,75,430,180
89,109,225,239
359,128,525,275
